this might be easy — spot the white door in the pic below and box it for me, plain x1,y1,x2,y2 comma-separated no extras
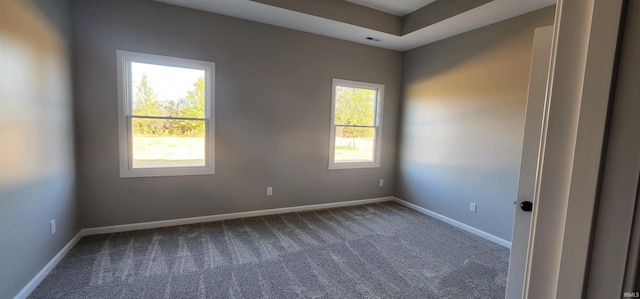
504,26,554,299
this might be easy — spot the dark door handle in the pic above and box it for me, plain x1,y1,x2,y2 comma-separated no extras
520,201,533,212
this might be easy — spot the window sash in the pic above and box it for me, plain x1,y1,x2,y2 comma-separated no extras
333,125,378,163
127,116,210,170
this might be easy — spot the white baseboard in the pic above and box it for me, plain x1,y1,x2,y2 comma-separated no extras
393,197,511,248
14,231,85,299
82,196,394,236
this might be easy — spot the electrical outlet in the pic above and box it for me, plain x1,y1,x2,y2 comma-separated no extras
50,219,56,235
470,202,477,213
379,179,384,187
267,187,273,196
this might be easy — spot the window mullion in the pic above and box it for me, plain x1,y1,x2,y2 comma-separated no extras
131,115,206,122
334,124,377,128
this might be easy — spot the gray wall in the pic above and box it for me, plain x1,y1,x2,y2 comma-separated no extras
395,7,555,241
71,0,402,228
0,0,78,298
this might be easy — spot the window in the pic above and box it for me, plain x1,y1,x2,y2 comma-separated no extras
329,79,384,169
116,50,215,177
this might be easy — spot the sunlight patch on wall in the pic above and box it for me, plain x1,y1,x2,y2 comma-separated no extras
0,0,74,191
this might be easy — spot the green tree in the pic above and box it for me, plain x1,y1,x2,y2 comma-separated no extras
175,76,206,136
180,76,205,118
133,74,160,116
334,86,375,127
131,75,206,137
132,74,162,135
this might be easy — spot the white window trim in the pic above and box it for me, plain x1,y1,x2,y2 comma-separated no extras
329,78,384,170
116,50,215,178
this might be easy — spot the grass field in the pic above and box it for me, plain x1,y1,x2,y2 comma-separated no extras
131,136,374,168
132,137,205,168
335,137,374,162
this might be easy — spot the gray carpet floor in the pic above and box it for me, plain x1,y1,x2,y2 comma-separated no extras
29,202,510,298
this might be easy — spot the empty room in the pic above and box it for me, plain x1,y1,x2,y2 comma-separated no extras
2,0,639,298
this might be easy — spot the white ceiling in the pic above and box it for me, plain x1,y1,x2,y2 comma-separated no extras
156,0,556,51
345,0,437,16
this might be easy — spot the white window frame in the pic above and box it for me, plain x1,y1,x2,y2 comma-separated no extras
116,50,215,178
329,78,384,170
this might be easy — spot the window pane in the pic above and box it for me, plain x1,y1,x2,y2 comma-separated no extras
334,126,375,162
334,86,376,126
130,62,206,118
131,118,205,168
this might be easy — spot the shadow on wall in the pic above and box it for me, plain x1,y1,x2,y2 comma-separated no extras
398,8,555,162
395,6,556,241
398,163,518,237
